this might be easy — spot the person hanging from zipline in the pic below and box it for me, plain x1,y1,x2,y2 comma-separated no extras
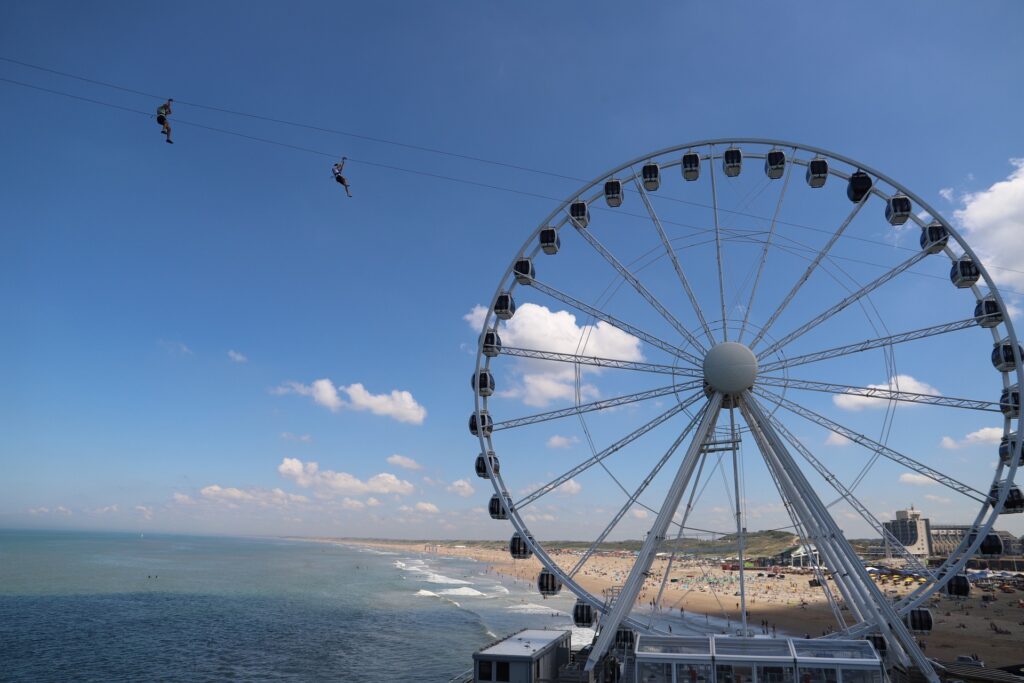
156,99,174,144
332,156,352,197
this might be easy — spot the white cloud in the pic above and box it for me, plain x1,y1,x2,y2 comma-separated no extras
273,380,426,424
200,485,254,502
280,432,312,443
366,497,381,507
227,350,248,363
415,502,440,514
630,508,649,520
200,484,309,507
940,426,1003,449
547,434,580,449
341,497,365,511
825,432,852,447
954,159,1024,289
939,187,955,203
447,479,475,498
464,305,488,331
524,512,556,522
343,383,427,424
501,374,599,408
173,493,195,505
159,339,192,355
134,505,154,520
277,457,415,496
386,454,422,470
524,478,583,497
832,375,940,411
964,427,1003,444
465,302,643,407
28,506,72,516
899,473,936,487
273,379,344,411
924,494,951,505
559,479,582,496
91,504,119,514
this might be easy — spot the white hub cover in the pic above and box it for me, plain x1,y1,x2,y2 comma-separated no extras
702,342,758,394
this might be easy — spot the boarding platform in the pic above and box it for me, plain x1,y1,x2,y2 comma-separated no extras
633,635,885,683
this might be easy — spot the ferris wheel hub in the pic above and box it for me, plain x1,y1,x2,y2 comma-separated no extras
703,342,758,395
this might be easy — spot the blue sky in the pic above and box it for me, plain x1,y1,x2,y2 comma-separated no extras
2,2,1023,541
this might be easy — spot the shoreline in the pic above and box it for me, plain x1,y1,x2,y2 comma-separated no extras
320,538,1024,668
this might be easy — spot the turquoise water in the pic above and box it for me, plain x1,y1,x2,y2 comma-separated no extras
0,530,585,681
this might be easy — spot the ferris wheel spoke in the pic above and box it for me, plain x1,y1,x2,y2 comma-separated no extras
763,411,935,578
648,448,713,627
630,173,716,347
742,404,849,628
498,346,699,378
492,381,701,432
528,277,701,366
753,387,988,502
750,197,869,350
727,407,748,634
513,392,704,510
584,393,723,673
738,148,797,344
759,317,983,374
568,403,709,578
741,393,937,678
756,248,931,360
757,375,1001,412
708,148,729,339
570,220,708,354
744,404,869,626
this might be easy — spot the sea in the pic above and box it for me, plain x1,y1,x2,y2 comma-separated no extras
0,530,594,682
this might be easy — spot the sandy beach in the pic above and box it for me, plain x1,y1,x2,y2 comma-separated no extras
340,539,1024,668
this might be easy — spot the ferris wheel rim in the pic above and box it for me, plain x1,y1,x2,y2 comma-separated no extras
470,138,1024,638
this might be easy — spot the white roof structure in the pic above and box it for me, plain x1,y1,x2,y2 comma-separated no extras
477,629,568,660
636,635,882,667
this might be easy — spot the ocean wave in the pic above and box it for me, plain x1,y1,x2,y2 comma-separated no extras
506,603,568,616
438,587,485,597
415,590,439,597
422,572,471,585
394,558,471,585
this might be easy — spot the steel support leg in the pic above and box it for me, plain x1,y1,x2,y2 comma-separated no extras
584,393,724,672
742,393,939,683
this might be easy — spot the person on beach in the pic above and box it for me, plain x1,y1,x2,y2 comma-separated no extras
332,157,352,197
156,99,173,144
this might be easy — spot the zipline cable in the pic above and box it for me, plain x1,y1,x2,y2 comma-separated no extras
9,54,1024,282
6,70,1024,291
0,55,582,183
0,76,563,203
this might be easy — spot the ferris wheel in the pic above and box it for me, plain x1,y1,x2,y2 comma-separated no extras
469,138,1023,677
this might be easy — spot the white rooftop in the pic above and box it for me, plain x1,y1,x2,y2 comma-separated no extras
478,629,568,659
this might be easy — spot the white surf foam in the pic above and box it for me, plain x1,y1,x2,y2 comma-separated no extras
422,572,472,585
507,603,568,616
395,557,472,585
415,589,439,597
438,587,485,597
